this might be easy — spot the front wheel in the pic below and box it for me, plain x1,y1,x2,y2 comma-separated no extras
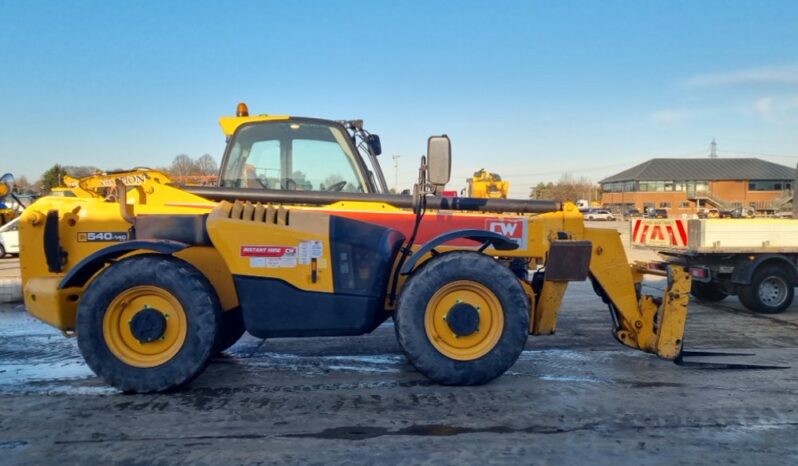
738,265,794,314
77,254,221,393
395,251,529,386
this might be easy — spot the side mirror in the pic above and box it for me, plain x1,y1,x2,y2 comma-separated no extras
426,135,451,188
366,134,382,156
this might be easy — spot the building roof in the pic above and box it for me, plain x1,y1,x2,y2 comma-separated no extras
600,158,795,183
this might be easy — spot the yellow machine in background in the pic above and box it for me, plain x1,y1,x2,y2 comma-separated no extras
16,104,704,394
0,173,21,226
466,169,509,199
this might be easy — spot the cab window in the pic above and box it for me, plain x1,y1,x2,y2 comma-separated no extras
220,121,367,192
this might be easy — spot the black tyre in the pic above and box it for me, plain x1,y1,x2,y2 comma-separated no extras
395,251,529,386
738,265,794,314
214,307,246,354
77,254,221,393
690,282,728,302
0,243,5,258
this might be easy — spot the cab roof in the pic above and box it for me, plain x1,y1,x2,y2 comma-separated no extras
218,114,291,137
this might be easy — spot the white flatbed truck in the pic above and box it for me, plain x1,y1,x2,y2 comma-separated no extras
631,217,798,313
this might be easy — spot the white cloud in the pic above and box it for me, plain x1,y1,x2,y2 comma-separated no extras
684,65,798,87
752,96,775,118
748,94,798,122
650,110,685,125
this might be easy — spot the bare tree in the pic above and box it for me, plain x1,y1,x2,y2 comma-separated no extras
196,154,218,176
170,154,196,178
529,173,596,203
64,165,101,178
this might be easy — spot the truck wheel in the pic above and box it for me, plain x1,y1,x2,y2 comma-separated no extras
77,254,221,393
690,282,728,302
395,251,529,386
738,265,794,314
214,307,246,354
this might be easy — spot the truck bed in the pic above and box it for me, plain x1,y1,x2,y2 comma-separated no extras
631,218,798,254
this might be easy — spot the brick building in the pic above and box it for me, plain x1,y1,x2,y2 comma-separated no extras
599,158,794,217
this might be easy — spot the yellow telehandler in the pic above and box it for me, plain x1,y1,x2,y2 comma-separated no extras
17,104,709,393
466,169,509,199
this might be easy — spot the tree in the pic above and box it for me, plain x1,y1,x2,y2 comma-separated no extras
196,154,218,176
322,174,344,190
170,154,196,178
63,165,101,178
39,164,68,192
13,175,33,194
529,174,596,203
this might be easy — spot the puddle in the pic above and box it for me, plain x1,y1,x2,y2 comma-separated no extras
0,362,95,383
519,349,592,362
288,423,571,440
244,353,406,374
538,375,605,384
0,362,116,395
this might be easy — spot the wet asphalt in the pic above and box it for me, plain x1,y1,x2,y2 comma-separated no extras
2,223,798,465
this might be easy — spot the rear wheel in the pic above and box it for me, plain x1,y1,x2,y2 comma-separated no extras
77,254,221,393
0,243,5,257
738,265,794,314
395,251,529,386
690,282,728,302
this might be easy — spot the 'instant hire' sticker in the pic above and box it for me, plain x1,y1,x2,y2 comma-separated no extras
241,246,297,268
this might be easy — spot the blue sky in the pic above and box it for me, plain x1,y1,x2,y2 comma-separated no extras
1,1,797,196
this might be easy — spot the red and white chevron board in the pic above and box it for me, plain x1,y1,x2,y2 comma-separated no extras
631,218,688,247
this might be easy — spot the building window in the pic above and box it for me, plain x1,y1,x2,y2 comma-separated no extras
749,180,791,191
643,202,655,208
659,202,671,208
680,202,691,208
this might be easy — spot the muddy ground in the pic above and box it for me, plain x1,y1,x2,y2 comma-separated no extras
2,222,798,465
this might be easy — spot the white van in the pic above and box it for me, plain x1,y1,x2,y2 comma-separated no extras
0,217,19,257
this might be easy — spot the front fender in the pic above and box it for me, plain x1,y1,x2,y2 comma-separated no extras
400,229,518,275
58,240,190,289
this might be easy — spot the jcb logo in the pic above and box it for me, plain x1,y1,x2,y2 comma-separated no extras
484,218,527,248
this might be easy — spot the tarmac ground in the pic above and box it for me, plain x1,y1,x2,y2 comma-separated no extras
2,221,798,465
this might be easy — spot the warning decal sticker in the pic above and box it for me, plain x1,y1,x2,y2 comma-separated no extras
298,240,324,264
241,246,297,268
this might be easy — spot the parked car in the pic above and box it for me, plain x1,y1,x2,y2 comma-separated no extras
0,216,19,257
585,209,615,221
646,209,668,219
624,208,642,219
697,208,720,219
720,207,755,219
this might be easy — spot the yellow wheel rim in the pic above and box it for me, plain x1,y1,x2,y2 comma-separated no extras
425,280,504,361
103,285,187,368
